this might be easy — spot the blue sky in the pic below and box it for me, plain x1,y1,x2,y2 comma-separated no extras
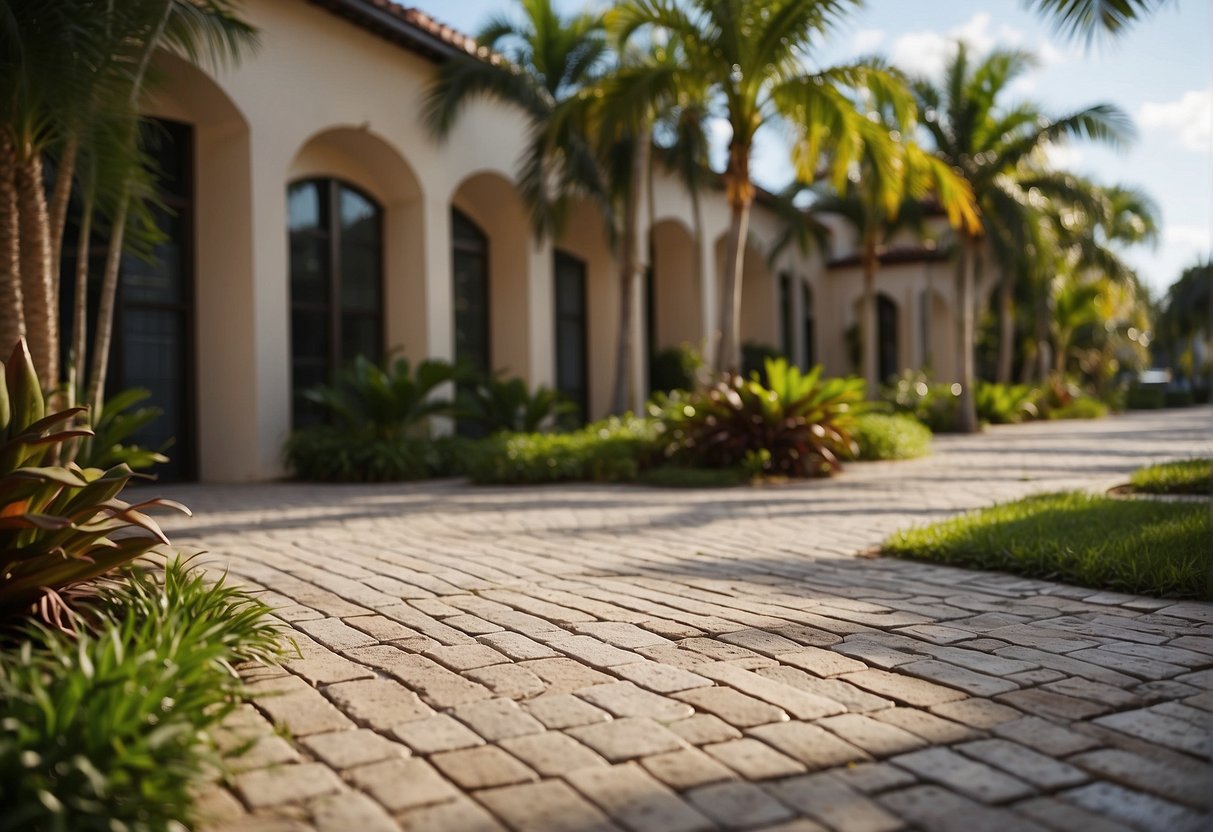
433,0,1211,296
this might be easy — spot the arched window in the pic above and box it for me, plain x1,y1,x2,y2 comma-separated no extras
288,178,383,426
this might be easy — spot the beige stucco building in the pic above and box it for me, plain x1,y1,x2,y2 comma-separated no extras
116,0,980,482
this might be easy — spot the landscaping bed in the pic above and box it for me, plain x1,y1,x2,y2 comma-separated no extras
1125,458,1211,495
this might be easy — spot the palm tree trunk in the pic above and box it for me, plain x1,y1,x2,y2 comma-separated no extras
689,182,707,363
1034,280,1052,383
995,267,1016,383
610,126,651,414
69,196,94,401
956,235,979,433
0,134,25,356
87,186,130,415
861,236,879,395
15,153,58,386
48,133,79,297
715,143,753,373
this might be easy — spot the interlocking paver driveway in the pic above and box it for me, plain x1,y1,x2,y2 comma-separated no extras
166,408,1213,832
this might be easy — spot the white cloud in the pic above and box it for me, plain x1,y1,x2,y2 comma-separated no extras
887,12,1066,83
1138,90,1212,153
852,28,886,54
1165,225,1212,250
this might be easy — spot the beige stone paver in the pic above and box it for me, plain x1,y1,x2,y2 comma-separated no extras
165,409,1212,831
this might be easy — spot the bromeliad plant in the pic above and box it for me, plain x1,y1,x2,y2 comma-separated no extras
0,340,187,620
658,358,866,478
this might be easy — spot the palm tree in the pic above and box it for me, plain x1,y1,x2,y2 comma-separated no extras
1027,0,1173,40
0,0,255,406
84,1,256,415
426,2,632,406
611,0,913,373
913,42,1130,430
810,135,978,392
424,0,608,237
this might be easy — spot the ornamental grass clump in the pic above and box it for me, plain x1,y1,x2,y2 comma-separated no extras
658,358,865,477
0,340,187,621
0,560,284,832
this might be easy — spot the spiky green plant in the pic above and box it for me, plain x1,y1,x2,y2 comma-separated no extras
659,357,866,477
0,340,187,620
0,558,284,832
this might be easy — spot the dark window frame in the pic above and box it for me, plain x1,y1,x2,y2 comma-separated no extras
553,248,589,422
451,207,491,375
288,177,385,427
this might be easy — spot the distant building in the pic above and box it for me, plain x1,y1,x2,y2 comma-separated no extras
108,0,987,481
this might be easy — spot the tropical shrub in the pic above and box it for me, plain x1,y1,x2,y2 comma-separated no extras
463,416,663,485
649,344,703,394
975,382,1040,424
658,359,865,478
634,465,749,488
457,376,577,434
0,560,283,832
882,371,963,432
284,430,438,483
0,341,187,620
73,388,169,471
852,413,932,461
1126,381,1166,410
299,355,464,439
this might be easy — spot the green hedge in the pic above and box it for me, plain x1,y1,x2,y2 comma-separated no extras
852,413,932,460
462,416,663,485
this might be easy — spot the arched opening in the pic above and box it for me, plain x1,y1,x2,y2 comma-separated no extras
877,293,899,383
115,54,253,481
288,126,427,374
451,172,531,383
555,198,614,418
287,178,383,427
650,219,700,352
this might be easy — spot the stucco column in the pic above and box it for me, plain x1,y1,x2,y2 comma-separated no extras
529,236,555,388
249,136,292,480
424,199,453,363
193,120,260,482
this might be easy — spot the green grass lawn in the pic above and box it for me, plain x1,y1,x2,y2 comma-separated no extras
884,492,1211,599
1129,458,1211,495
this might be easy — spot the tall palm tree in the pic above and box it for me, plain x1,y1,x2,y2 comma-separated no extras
1026,0,1173,40
424,0,608,237
84,0,256,415
913,42,1130,430
0,0,254,405
611,0,912,373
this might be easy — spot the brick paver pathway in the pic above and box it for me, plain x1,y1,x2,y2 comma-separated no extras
167,408,1213,832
